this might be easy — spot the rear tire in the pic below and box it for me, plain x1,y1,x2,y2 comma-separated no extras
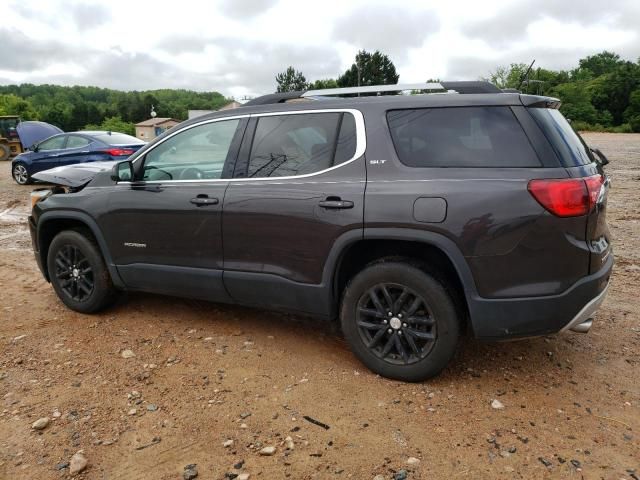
47,230,117,313
340,261,460,382
12,162,31,185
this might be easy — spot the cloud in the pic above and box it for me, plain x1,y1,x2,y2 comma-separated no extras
445,45,631,81
218,0,278,19
157,35,207,55
462,0,639,45
65,2,111,31
0,28,79,71
153,35,342,93
332,6,440,60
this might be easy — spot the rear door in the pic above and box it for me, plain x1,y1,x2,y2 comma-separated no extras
222,109,365,315
57,135,93,166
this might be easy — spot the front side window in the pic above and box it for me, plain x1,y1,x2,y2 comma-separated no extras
246,112,357,178
387,107,540,168
66,136,91,149
38,136,66,151
143,119,240,181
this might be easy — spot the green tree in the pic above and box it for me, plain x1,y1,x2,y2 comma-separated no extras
0,94,39,119
85,116,135,135
591,61,640,125
549,82,600,124
579,51,623,77
275,66,308,92
337,50,399,88
624,90,640,132
308,78,338,90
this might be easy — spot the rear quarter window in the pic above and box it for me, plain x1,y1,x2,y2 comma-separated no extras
387,107,541,168
528,108,593,166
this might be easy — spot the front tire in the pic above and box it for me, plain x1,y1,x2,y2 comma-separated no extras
12,162,31,185
340,262,460,382
47,230,117,313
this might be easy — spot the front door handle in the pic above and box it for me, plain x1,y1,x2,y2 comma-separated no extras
318,197,354,209
190,195,219,206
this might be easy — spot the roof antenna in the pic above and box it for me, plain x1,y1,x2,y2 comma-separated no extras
518,59,536,91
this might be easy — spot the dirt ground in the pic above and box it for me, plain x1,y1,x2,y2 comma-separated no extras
0,133,638,480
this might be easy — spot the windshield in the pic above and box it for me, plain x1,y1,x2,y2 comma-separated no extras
528,108,593,166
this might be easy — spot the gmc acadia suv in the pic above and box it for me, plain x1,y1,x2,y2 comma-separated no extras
28,81,612,381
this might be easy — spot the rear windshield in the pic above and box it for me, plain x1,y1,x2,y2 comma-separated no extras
95,133,144,145
387,107,540,168
528,108,592,166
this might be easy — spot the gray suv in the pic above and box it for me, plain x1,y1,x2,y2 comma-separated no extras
28,81,612,381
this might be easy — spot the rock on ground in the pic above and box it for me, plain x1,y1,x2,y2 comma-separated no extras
259,446,276,456
31,417,49,430
69,451,88,475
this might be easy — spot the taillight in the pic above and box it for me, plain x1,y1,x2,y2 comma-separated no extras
528,175,604,217
102,148,134,157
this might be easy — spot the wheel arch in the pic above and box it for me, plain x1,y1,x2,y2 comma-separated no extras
37,211,124,288
326,228,480,334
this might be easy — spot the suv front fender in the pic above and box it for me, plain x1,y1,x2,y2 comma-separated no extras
35,210,125,288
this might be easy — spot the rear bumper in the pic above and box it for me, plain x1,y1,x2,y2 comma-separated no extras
560,283,609,333
469,253,613,339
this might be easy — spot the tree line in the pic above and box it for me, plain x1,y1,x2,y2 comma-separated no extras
0,84,231,135
276,50,640,133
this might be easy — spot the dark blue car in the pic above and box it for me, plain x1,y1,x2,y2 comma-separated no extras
11,131,145,185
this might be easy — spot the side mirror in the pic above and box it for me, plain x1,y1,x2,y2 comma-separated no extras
32,144,39,152
111,160,134,182
590,147,609,166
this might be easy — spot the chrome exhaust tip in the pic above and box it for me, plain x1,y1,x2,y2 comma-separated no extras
570,318,593,333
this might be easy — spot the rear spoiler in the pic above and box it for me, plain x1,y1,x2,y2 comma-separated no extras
520,94,561,109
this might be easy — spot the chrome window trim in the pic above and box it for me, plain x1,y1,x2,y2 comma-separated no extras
122,109,365,184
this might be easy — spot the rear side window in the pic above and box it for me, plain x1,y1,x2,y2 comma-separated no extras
66,136,91,149
528,108,592,166
247,112,357,178
387,107,541,168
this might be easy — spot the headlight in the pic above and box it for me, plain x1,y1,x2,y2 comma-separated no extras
30,189,52,209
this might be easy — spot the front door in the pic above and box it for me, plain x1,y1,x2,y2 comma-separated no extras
32,134,68,171
222,110,366,315
99,117,247,302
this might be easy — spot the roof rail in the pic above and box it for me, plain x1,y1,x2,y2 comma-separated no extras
243,81,503,106
440,81,501,94
302,82,445,97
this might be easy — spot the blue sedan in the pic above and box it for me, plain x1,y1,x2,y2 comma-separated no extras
11,131,145,185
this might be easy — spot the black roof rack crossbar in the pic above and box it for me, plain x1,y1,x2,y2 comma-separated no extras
243,91,305,106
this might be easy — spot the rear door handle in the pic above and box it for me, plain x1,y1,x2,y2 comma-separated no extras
190,196,219,206
318,198,354,209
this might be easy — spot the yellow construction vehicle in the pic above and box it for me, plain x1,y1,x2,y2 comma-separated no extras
0,115,22,161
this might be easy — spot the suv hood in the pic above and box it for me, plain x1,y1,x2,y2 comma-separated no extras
16,121,63,149
32,161,117,187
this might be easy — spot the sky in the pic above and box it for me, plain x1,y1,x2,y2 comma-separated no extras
0,0,638,99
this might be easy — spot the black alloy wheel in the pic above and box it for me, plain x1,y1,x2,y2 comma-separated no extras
53,244,95,302
356,283,436,365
